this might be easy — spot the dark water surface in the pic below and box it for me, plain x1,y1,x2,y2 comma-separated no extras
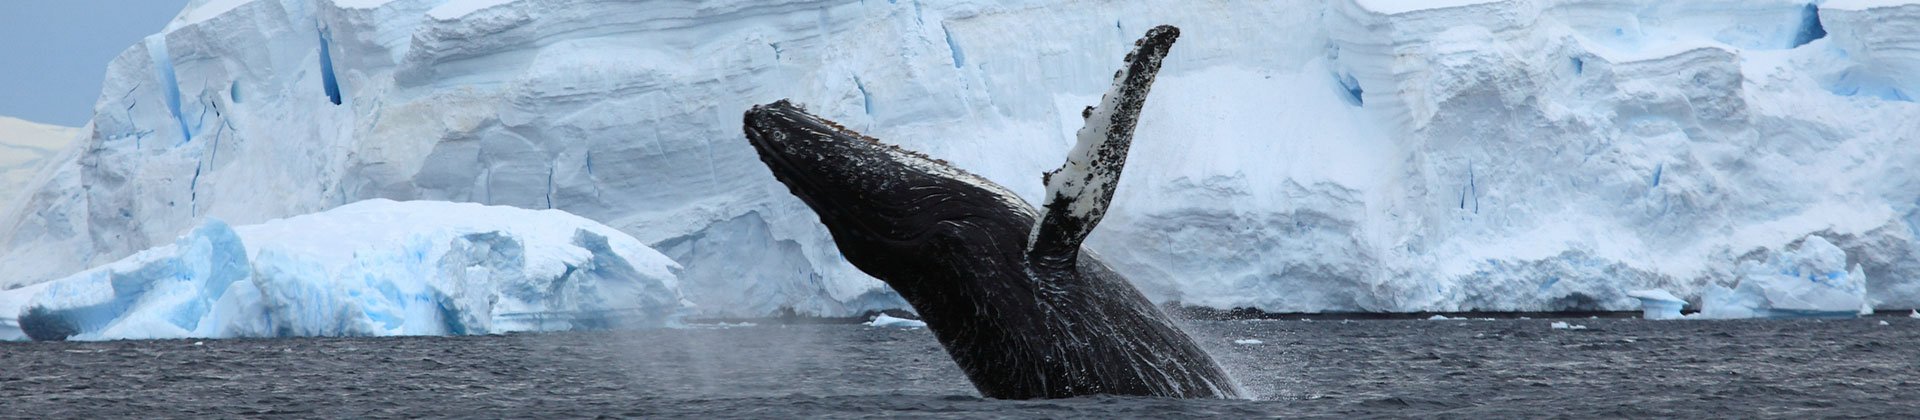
4,318,1917,418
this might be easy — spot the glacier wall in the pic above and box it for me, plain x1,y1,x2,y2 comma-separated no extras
2,0,1918,315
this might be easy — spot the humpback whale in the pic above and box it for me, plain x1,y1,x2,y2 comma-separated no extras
743,25,1241,399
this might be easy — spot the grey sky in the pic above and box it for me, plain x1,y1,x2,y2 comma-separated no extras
1,1,191,126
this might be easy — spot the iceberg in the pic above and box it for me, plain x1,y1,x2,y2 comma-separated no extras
1626,289,1687,320
1696,236,1870,319
1,199,685,341
3,0,1920,316
864,314,927,329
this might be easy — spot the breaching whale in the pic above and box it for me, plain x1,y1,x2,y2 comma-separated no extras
743,25,1241,399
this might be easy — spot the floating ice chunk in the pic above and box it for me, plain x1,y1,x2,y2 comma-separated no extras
1912,310,1919,319
1879,320,1891,326
1550,321,1587,330
1233,339,1264,345
7,199,685,341
1627,289,1687,320
15,220,249,341
1427,315,1453,320
865,314,926,328
1697,237,1869,319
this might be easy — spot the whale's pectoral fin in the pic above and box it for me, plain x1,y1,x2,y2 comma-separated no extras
1027,25,1179,266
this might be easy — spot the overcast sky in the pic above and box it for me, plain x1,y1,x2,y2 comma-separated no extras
1,1,191,126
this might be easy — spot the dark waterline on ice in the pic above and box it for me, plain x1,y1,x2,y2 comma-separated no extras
4,318,1917,418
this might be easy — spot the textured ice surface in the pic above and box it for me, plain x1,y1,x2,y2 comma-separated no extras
1,199,684,340
0,117,79,215
3,0,1919,316
1696,236,1870,319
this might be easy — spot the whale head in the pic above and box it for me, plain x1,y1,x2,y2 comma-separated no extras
743,100,1035,280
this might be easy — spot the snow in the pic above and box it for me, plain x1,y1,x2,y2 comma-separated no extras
1824,0,1920,11
164,0,257,31
427,0,518,20
1627,289,1683,303
0,199,684,341
0,117,80,215
865,314,925,329
1627,289,1686,320
1352,0,1504,15
4,0,1920,317
1696,236,1871,319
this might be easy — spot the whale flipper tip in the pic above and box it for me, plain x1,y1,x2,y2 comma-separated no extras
1029,25,1179,265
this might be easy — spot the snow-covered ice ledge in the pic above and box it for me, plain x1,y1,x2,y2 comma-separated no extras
0,199,686,341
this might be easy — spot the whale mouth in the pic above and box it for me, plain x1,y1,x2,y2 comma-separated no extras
743,100,935,244
741,100,1037,258
742,100,869,209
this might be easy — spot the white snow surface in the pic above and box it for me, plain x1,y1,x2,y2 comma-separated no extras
0,117,80,216
3,0,1920,317
1824,0,1920,11
864,314,926,328
0,199,684,341
1626,289,1684,303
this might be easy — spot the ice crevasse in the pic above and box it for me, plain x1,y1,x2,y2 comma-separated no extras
1,0,1919,317
0,199,685,341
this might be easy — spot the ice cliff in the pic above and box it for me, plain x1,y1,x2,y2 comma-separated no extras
2,0,1918,316
0,199,684,341
1697,235,1872,318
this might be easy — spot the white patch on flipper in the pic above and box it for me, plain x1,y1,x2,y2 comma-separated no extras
1030,26,1178,256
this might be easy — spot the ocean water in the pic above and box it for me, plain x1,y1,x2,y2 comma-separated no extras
3,318,1916,418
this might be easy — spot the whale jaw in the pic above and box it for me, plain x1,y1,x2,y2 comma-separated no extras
743,100,1034,280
